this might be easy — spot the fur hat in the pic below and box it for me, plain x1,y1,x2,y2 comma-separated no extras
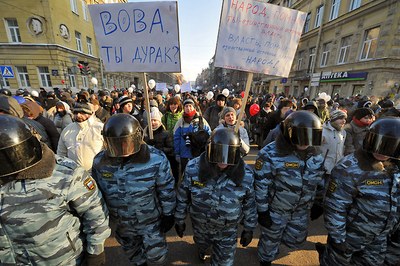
20,100,41,119
0,95,24,118
278,99,293,110
330,109,347,122
220,107,236,120
73,102,93,114
353,107,374,120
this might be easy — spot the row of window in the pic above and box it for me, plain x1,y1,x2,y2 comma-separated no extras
70,0,90,21
296,26,379,72
0,65,129,90
4,18,93,55
0,66,88,89
303,0,362,33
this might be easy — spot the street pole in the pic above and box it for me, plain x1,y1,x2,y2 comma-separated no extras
99,57,104,90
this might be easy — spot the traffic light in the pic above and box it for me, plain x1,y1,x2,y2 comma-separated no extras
78,61,85,75
77,61,90,75
85,63,91,76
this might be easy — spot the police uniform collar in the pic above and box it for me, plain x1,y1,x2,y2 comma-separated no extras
275,132,296,155
100,143,150,164
198,153,245,186
275,131,319,157
11,143,56,181
355,149,398,173
128,143,150,163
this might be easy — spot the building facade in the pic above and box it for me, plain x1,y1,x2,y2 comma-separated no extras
268,0,400,99
0,0,179,94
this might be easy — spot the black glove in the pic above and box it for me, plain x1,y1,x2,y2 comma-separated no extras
390,229,400,243
240,230,253,247
310,203,324,221
160,215,175,233
328,235,348,254
258,211,272,228
175,222,186,238
84,252,106,266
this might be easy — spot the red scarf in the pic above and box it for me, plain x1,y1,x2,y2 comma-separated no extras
183,110,196,123
352,116,371,127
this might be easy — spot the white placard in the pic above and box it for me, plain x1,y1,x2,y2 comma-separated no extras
214,0,306,77
180,82,192,93
155,82,167,91
89,1,181,73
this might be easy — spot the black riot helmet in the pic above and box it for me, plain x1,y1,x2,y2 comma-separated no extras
363,117,400,159
283,110,322,146
0,88,12,97
207,127,241,165
0,115,42,177
102,113,143,157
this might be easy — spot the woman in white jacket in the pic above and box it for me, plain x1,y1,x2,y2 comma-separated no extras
319,109,347,174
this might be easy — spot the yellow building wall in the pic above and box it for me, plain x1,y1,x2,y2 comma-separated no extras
0,0,134,92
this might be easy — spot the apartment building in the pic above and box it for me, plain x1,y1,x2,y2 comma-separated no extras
267,0,400,99
0,0,180,93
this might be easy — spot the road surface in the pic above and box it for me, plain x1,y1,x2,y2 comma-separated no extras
104,145,328,265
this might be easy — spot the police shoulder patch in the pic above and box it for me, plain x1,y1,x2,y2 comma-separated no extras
327,180,337,193
365,179,384,186
255,159,264,170
192,180,205,188
284,162,300,168
101,171,113,180
83,177,96,191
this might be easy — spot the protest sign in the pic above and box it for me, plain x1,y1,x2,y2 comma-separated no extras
155,82,167,91
215,0,306,77
180,82,192,93
89,1,181,72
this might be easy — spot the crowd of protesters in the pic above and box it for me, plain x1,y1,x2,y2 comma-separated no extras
1,84,400,265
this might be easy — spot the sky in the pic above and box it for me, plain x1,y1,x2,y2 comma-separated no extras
127,0,223,82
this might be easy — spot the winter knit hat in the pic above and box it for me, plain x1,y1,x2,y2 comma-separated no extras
150,109,162,122
357,100,372,108
73,102,93,114
183,98,195,106
149,99,158,108
220,107,236,120
353,107,374,120
118,95,133,108
216,94,227,102
330,109,347,122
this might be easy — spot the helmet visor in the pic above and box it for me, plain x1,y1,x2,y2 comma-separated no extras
0,135,42,177
363,132,400,159
207,143,240,165
104,135,141,157
290,127,322,146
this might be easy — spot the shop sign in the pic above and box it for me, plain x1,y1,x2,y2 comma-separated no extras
320,71,368,82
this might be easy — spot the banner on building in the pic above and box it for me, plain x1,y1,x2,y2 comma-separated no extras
214,0,306,77
89,1,181,73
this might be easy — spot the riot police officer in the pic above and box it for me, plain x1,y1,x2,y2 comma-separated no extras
254,110,325,265
0,115,110,265
175,127,257,266
92,114,176,266
321,117,400,265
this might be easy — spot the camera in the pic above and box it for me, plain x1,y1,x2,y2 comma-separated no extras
185,134,191,146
